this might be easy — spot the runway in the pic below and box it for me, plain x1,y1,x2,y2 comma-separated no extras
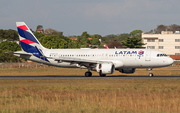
0,75,180,79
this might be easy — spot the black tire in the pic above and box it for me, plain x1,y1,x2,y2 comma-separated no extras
85,72,92,77
149,73,153,77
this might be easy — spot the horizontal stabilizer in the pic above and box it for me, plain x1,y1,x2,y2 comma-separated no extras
5,51,32,56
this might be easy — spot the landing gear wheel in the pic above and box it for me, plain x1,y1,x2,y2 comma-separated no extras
148,68,153,77
149,73,153,77
85,72,92,77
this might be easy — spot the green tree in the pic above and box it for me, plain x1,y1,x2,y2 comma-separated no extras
90,38,100,45
77,31,91,47
168,24,180,33
117,33,130,42
154,25,167,34
60,35,70,42
37,25,43,29
39,35,68,49
0,29,5,40
108,41,123,48
145,30,154,34
44,28,58,35
103,34,117,43
130,30,142,38
0,41,21,51
121,37,145,48
34,32,45,39
0,41,21,62
68,41,81,48
0,29,19,41
90,34,102,45
81,31,90,38
91,34,102,39
98,44,106,48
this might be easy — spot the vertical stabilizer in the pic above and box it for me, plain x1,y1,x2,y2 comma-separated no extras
16,22,49,62
16,22,45,51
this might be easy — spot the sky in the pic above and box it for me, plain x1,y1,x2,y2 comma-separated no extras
1,0,180,36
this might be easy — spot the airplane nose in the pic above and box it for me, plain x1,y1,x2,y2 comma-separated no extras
168,58,174,65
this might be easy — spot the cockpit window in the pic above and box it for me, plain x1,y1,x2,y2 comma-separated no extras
157,54,167,57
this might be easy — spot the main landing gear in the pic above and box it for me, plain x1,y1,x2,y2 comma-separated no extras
85,71,106,77
84,68,107,77
148,68,153,77
85,68,92,77
85,71,92,77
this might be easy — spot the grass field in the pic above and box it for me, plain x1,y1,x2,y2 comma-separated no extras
0,65,180,76
0,66,180,113
0,79,180,113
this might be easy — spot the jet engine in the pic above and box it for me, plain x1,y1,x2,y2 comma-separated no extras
96,63,115,74
118,68,136,74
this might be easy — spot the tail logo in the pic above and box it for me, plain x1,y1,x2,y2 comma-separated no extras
17,25,39,44
138,50,144,59
21,39,35,45
17,25,28,31
17,22,49,62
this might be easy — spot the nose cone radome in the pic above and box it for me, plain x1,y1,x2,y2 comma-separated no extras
168,58,174,65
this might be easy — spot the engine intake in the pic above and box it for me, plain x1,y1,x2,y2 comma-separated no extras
96,63,115,74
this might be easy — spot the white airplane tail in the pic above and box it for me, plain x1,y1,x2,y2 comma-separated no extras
16,22,48,61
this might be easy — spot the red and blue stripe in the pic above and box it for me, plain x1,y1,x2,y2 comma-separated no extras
17,25,49,62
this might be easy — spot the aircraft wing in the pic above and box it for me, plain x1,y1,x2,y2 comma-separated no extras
47,56,112,67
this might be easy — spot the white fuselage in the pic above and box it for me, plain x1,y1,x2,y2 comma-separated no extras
19,48,173,69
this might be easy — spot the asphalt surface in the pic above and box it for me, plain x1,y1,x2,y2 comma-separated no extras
0,75,180,79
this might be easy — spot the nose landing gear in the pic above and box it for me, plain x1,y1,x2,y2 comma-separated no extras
148,68,153,77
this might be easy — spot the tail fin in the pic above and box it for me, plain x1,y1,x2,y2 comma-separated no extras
16,22,48,62
16,22,45,52
104,45,109,49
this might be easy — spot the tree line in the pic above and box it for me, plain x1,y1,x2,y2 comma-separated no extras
146,24,180,34
0,23,180,62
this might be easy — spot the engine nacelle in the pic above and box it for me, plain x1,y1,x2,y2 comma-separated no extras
119,68,136,74
96,63,115,74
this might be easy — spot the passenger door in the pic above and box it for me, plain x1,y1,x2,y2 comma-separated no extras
145,50,151,61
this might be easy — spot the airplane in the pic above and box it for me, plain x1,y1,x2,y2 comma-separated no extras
12,22,174,77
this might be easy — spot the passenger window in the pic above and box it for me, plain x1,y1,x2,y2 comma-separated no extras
157,54,168,57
